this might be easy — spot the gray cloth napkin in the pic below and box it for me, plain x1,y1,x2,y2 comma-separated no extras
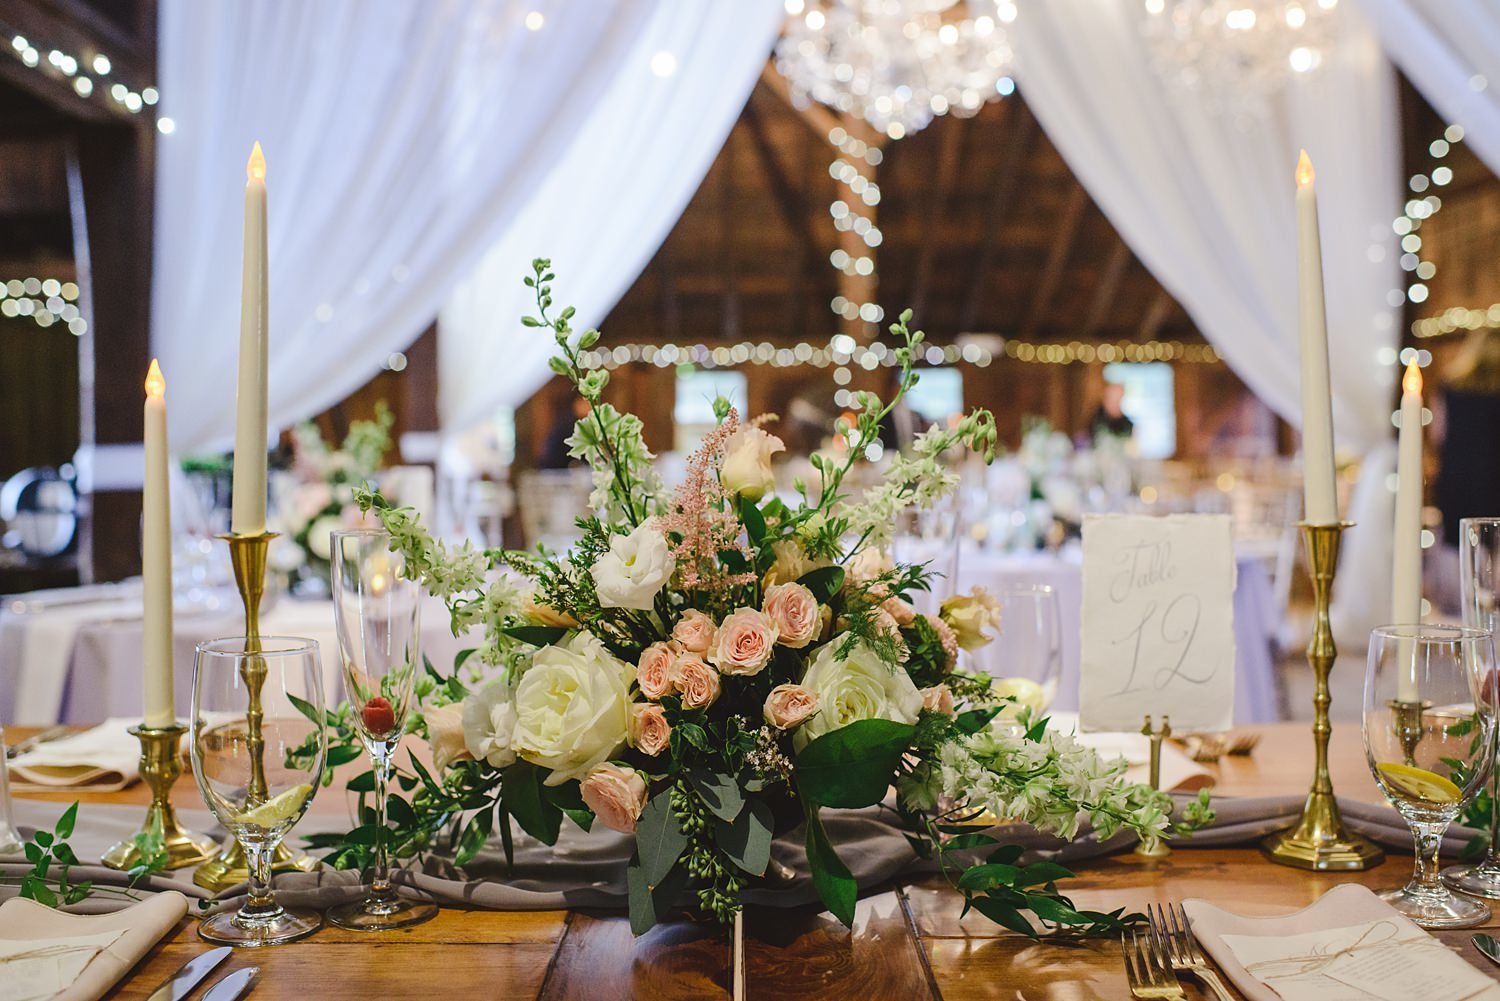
0,794,1481,915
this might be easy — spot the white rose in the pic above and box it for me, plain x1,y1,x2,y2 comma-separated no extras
512,632,634,785
794,635,923,750
591,521,676,611
462,682,518,768
720,427,785,501
306,514,344,561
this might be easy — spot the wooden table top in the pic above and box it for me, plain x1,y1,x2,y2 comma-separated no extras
12,720,1500,1000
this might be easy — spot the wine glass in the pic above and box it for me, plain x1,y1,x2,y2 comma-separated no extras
1363,623,1498,928
326,529,436,931
1444,518,1500,896
191,636,325,946
970,583,1062,719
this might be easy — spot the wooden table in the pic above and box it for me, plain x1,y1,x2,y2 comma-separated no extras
13,721,1500,1000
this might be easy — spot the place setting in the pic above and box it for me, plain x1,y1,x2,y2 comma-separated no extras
6,1,1500,998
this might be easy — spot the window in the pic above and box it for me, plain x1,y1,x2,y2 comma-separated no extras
904,367,963,427
674,368,748,453
1102,362,1176,459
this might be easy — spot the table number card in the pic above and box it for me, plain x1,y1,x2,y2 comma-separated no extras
1078,514,1236,733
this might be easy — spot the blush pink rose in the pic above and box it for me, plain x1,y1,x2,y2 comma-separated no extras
579,762,649,834
763,683,819,730
671,654,722,710
671,609,718,655
637,642,677,700
629,703,672,757
709,607,779,676
763,583,821,649
882,595,916,626
921,684,956,718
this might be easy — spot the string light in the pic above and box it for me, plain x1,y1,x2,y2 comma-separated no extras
1391,124,1464,315
0,278,86,335
576,338,1218,372
1,21,158,119
1412,303,1500,340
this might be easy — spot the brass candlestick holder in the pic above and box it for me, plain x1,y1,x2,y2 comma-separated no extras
101,723,217,870
1135,715,1172,859
194,531,314,892
1389,699,1430,767
1262,522,1385,871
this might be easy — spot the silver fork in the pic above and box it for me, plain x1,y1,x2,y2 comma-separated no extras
1122,927,1186,999
1149,902,1234,1001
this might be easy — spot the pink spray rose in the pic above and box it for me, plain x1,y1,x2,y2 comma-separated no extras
763,583,822,649
629,703,672,757
709,607,779,676
579,762,648,834
671,609,718,655
672,654,722,710
637,642,677,701
763,683,819,730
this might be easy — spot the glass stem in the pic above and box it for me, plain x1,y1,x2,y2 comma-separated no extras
370,742,395,904
1489,764,1500,862
238,843,282,923
1411,821,1448,896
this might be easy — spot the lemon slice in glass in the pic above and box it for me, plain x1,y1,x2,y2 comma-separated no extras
234,783,313,828
1375,762,1462,804
992,678,1045,715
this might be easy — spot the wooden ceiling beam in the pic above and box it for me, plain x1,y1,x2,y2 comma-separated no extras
958,113,1037,333
759,61,887,151
1018,186,1088,341
1080,237,1133,339
908,112,979,319
1136,287,1175,342
742,96,825,269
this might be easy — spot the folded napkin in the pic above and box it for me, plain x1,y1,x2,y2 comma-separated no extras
1048,712,1215,793
9,721,149,792
0,890,187,1001
1184,884,1500,1001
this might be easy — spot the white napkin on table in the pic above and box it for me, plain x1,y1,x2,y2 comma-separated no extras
8,720,147,792
1184,883,1500,1001
0,891,187,1001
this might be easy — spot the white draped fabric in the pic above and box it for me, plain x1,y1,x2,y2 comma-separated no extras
437,3,783,433
1359,0,1500,174
1009,1,1403,637
152,0,661,452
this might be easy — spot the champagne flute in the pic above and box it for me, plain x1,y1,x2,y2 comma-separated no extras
191,636,325,946
1363,624,1498,928
1444,517,1500,896
326,529,437,931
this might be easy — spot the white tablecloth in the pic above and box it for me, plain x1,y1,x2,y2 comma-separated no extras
952,546,1283,724
0,585,477,724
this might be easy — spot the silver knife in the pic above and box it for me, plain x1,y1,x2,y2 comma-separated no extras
202,968,259,1001
145,947,232,1001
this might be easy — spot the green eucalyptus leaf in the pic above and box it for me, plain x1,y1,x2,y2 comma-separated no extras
715,798,772,877
687,770,745,823
502,762,562,846
795,719,914,808
635,793,688,886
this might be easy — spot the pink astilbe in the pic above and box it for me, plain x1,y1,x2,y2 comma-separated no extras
660,409,757,598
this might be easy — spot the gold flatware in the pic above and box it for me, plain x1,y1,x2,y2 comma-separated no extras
1183,732,1260,763
1122,927,1185,1000
1148,902,1234,1001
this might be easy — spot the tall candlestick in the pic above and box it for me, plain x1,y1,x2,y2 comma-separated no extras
231,142,269,536
1295,151,1339,524
143,360,174,727
1392,360,1425,702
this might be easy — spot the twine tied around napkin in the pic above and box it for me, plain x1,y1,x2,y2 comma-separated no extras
1239,918,1449,980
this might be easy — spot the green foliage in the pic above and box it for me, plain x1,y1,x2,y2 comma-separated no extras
8,803,165,908
796,719,916,809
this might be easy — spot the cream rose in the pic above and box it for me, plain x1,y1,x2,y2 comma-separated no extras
522,595,580,629
591,521,676,611
672,609,718,654
425,703,474,772
462,682,518,768
307,514,344,561
720,426,785,501
579,763,649,834
708,607,779,676
794,636,924,749
764,683,819,730
637,642,677,701
762,539,833,588
940,588,1001,651
512,632,634,784
763,582,821,649
920,684,956,718
845,547,895,588
672,654,722,709
629,702,672,756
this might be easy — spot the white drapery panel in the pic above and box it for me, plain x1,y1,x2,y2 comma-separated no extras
437,2,784,433
1008,1,1403,637
1358,0,1500,174
152,0,657,452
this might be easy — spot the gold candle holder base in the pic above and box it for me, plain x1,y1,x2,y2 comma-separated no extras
1262,523,1384,871
101,723,217,871
193,529,314,893
1389,699,1430,767
1135,715,1172,860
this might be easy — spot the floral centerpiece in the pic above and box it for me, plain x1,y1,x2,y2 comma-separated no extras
308,261,1210,937
268,403,393,590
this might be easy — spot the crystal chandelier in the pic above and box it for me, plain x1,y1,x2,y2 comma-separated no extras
775,0,1016,141
1140,0,1341,110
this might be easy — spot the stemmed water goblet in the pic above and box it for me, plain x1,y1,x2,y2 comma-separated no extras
1443,517,1500,896
326,528,437,931
1363,623,1498,928
970,582,1062,719
191,636,326,946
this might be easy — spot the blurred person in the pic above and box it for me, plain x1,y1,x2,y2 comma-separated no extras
1090,381,1134,442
